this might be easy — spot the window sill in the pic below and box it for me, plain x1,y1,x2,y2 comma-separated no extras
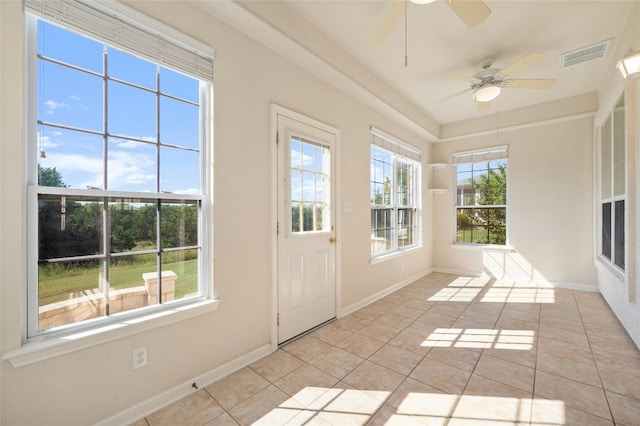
595,256,626,282
451,243,514,253
3,299,221,368
371,246,422,265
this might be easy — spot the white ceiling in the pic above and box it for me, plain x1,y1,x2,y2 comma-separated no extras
200,0,636,134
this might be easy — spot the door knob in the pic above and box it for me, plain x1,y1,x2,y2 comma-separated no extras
329,237,337,244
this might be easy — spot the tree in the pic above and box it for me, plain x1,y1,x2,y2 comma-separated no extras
475,163,507,245
38,165,67,187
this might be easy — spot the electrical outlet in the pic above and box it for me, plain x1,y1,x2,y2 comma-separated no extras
132,346,147,369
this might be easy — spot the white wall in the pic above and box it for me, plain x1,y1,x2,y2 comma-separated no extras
0,1,432,424
431,116,597,288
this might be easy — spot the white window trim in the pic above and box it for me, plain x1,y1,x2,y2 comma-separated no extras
452,145,509,247
18,3,218,351
370,129,422,260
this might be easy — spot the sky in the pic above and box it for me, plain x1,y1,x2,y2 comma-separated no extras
37,19,201,195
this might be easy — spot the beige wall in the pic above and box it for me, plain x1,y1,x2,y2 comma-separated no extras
431,117,597,287
0,1,432,424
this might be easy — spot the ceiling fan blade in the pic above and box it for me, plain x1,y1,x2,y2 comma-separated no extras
448,0,491,28
444,73,478,82
370,0,405,46
431,88,472,105
508,79,557,89
477,101,491,112
499,52,546,76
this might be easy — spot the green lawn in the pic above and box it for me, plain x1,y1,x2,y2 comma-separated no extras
38,258,198,306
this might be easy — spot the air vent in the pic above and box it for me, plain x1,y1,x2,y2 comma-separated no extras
561,39,612,68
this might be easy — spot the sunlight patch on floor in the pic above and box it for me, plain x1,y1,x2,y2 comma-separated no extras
254,388,565,425
422,328,535,350
481,285,555,303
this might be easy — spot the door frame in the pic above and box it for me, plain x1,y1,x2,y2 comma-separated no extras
270,104,341,350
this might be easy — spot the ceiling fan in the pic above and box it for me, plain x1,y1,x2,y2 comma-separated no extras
433,52,557,111
371,0,491,46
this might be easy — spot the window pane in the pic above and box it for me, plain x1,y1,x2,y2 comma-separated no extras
398,208,415,248
108,137,157,192
108,47,157,90
291,139,302,169
39,195,103,259
160,146,199,193
487,207,507,245
38,20,103,73
615,200,625,269
108,80,156,140
160,67,200,103
160,96,199,150
165,249,199,302
371,208,393,255
291,170,302,201
602,202,611,260
613,96,625,197
302,171,315,202
291,202,301,232
601,117,612,199
38,127,104,189
110,254,158,308
38,61,104,131
109,199,157,253
38,260,106,331
160,200,199,249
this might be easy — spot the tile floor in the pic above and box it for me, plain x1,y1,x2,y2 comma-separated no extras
132,273,640,425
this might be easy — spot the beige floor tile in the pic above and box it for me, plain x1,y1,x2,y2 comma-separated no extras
410,357,471,394
332,314,371,332
386,377,455,417
381,292,408,305
597,364,640,399
530,402,613,426
453,391,531,424
228,385,302,426
536,351,601,387
342,360,405,397
335,333,385,358
538,315,585,334
537,336,595,365
274,364,339,406
205,367,270,411
367,403,430,426
387,329,432,356
464,373,531,399
606,391,640,426
129,419,149,426
313,388,385,424
538,323,589,347
368,344,423,375
426,347,481,372
281,335,331,362
482,345,537,369
203,412,240,426
592,348,640,369
427,303,468,318
474,353,534,393
412,311,458,328
310,322,353,345
389,304,425,320
588,331,640,359
401,299,436,311
146,390,224,426
540,304,582,322
534,370,610,420
357,322,402,343
308,346,364,380
500,307,540,323
250,350,304,382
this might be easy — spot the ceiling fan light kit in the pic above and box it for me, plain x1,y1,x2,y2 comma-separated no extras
473,85,501,102
617,49,640,79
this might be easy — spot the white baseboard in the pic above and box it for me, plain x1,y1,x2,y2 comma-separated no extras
433,267,598,293
95,343,273,426
339,268,432,317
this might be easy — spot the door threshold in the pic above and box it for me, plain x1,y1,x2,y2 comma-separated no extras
278,317,336,348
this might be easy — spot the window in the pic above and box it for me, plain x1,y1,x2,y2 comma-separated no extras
599,94,625,271
26,1,213,338
370,128,421,257
453,146,508,246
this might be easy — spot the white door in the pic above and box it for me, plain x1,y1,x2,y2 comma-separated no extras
277,112,337,344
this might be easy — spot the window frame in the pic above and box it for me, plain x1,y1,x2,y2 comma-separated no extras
370,128,422,260
24,7,215,340
597,93,626,275
453,146,509,247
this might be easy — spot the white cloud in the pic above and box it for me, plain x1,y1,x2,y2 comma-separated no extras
70,95,80,101
291,150,314,168
37,132,58,149
44,99,68,114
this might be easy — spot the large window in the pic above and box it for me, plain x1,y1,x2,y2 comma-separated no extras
370,128,421,257
600,95,625,271
26,1,213,337
454,146,508,245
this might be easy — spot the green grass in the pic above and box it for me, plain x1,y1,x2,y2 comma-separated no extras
38,258,198,306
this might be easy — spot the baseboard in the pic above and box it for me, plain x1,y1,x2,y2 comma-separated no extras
95,343,273,426
339,268,432,317
432,267,483,277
